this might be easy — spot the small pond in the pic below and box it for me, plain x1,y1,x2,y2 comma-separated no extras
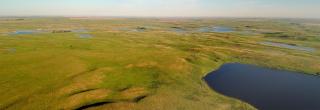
198,26,234,33
170,27,187,34
10,30,39,35
260,41,315,52
204,63,320,110
197,27,211,32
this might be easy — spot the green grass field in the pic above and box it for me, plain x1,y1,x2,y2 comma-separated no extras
0,18,319,110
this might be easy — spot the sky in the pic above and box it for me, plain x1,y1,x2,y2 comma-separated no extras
0,0,319,18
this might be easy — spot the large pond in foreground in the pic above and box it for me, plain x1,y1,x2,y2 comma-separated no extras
204,63,320,110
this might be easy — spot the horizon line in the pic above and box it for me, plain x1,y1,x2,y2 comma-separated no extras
0,15,319,19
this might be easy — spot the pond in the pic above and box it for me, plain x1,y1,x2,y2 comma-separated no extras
170,27,187,34
10,30,38,35
197,27,211,32
9,29,92,36
260,41,315,52
204,63,320,110
198,26,234,33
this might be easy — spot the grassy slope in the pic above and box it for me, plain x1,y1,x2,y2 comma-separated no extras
0,18,319,110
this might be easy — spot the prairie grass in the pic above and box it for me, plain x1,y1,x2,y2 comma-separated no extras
0,18,319,110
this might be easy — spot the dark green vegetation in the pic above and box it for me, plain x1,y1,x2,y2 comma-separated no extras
0,17,319,110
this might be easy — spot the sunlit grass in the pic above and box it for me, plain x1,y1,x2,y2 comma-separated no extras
0,18,319,110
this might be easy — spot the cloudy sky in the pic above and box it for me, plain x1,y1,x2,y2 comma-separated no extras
0,0,319,18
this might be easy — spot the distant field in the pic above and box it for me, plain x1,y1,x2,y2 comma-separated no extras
0,18,319,110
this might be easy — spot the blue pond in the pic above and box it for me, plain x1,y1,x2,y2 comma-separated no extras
198,26,234,33
171,28,187,34
204,63,320,110
10,30,36,35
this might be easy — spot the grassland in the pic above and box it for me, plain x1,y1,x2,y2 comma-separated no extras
0,17,319,110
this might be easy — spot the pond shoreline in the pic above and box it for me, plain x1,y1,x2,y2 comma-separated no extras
204,63,320,110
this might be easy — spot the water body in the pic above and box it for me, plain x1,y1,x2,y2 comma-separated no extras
260,41,315,52
171,27,187,34
9,29,92,36
204,63,320,110
198,26,234,33
10,30,37,35
9,29,50,36
197,27,211,32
